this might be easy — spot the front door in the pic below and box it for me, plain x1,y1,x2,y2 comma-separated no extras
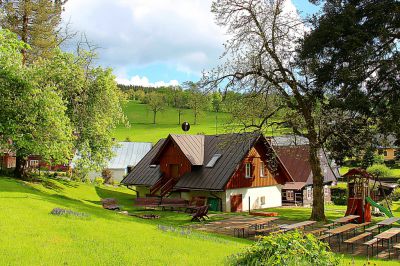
230,194,242,212
170,164,180,179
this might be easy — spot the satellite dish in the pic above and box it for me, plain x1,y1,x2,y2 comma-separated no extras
181,122,190,132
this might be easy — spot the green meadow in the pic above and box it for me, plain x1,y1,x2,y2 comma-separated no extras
113,101,287,143
1,176,399,265
0,176,248,265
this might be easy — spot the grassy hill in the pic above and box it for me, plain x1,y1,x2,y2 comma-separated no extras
0,176,247,265
112,101,231,142
113,101,288,143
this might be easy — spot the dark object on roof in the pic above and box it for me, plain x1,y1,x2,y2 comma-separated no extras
274,145,337,185
122,133,263,191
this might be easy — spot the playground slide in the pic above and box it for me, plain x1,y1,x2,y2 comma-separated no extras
365,196,394,218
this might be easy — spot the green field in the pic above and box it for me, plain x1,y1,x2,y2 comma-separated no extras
113,101,232,142
1,176,399,265
0,176,248,265
113,101,286,143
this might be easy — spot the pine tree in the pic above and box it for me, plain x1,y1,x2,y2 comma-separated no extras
0,0,67,64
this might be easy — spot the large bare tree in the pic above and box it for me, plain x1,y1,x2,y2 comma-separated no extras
201,0,371,221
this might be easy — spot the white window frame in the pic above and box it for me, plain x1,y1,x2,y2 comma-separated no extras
324,186,329,195
30,160,39,167
260,161,265,177
245,163,252,178
260,196,266,205
286,190,294,201
307,187,313,200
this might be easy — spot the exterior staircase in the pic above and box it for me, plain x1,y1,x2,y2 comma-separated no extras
160,178,178,197
149,176,178,197
150,176,165,195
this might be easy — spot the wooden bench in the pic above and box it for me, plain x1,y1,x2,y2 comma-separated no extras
254,225,279,236
344,232,372,253
317,234,330,241
357,222,371,231
134,197,161,208
324,223,334,229
363,238,379,257
307,228,327,236
365,225,381,232
159,198,189,210
101,198,120,211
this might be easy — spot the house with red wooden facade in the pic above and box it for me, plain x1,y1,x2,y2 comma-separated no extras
123,133,294,212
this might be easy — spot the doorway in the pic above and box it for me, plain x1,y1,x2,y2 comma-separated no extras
169,164,180,179
230,194,243,212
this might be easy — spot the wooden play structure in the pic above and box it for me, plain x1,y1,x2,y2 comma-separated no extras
343,168,393,223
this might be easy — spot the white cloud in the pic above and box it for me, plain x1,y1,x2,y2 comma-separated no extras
62,0,300,83
116,75,179,87
62,0,226,75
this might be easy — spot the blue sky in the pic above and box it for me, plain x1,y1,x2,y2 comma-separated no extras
63,0,320,87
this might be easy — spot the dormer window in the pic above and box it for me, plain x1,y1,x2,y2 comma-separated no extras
245,163,252,178
260,161,265,177
206,154,222,168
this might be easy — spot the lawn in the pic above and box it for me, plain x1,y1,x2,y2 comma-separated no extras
0,176,248,265
113,101,289,143
1,176,399,265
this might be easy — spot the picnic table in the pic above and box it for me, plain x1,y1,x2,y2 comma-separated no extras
281,220,316,231
333,215,360,226
368,217,400,234
373,227,400,259
231,217,279,237
325,223,359,251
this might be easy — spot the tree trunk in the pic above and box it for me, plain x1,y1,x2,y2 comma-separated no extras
194,112,197,125
308,135,326,222
21,4,29,65
14,155,26,178
153,111,156,124
178,110,181,125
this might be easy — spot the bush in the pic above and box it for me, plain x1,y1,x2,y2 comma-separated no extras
101,169,113,184
228,231,339,266
94,177,104,186
367,164,390,178
390,187,400,201
331,186,348,205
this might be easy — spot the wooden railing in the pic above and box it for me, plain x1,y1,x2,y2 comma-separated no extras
160,178,178,197
150,176,165,195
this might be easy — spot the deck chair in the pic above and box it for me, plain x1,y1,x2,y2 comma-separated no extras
191,205,209,221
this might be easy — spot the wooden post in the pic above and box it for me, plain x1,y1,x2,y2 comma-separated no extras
248,196,250,214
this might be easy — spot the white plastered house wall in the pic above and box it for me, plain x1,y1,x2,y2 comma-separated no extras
225,185,283,212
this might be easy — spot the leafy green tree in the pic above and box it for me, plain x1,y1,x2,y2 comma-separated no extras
175,90,188,125
361,146,376,169
30,49,126,178
146,92,166,124
185,82,210,125
203,0,398,221
0,0,68,64
0,30,73,177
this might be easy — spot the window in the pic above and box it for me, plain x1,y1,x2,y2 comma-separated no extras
260,161,265,177
260,196,265,205
245,163,252,178
206,154,222,168
30,160,39,167
307,187,313,200
383,150,388,156
286,190,294,201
